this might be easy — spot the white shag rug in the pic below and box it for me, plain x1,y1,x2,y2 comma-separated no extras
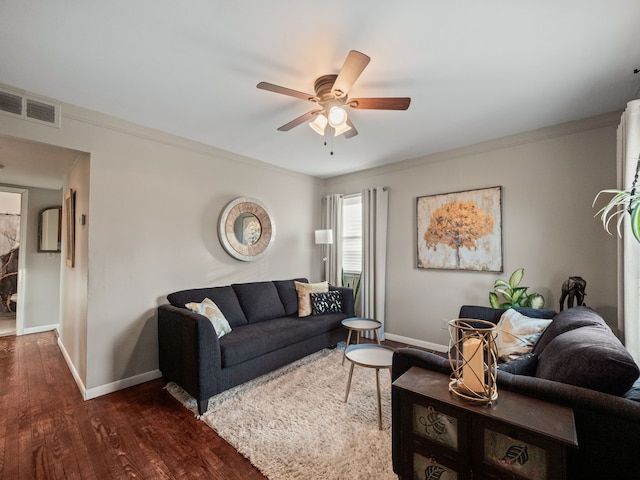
166,348,397,480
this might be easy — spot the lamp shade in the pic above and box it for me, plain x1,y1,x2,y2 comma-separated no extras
314,229,333,245
333,121,352,136
309,114,328,135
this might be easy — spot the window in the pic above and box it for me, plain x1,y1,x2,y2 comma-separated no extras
342,194,362,274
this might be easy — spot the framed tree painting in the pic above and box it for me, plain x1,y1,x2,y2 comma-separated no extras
416,186,502,271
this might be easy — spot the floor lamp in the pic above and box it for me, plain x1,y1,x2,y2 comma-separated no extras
314,229,333,281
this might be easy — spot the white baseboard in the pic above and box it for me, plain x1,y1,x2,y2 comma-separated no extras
22,323,59,335
57,335,162,400
57,335,87,398
384,332,448,353
84,369,162,400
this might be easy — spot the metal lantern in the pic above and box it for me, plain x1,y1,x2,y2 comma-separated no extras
448,318,499,404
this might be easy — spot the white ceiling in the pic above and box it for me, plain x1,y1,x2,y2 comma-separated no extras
1,1,640,185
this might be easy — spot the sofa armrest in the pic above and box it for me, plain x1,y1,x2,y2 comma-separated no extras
329,285,355,317
497,369,640,421
392,347,451,382
157,304,221,404
496,369,640,478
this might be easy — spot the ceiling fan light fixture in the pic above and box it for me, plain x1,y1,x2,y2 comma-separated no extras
327,105,348,128
309,113,328,135
257,50,411,141
333,121,352,136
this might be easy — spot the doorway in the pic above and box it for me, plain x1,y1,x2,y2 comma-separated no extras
0,190,21,336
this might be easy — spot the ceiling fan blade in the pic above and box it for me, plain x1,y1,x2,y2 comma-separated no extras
257,82,316,101
348,97,411,110
277,110,322,131
331,50,371,98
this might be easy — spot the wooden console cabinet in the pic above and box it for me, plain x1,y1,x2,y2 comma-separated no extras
393,367,578,480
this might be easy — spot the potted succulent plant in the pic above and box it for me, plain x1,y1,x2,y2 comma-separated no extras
593,156,640,242
489,268,545,309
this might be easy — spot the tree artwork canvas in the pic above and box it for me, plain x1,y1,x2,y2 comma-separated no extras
417,187,502,271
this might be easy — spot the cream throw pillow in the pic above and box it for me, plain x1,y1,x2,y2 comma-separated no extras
496,309,552,362
294,281,329,317
185,297,232,338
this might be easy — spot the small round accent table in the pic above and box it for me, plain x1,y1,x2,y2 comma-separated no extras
341,317,382,365
343,344,394,430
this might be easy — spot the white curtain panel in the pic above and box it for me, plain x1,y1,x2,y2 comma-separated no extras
361,187,389,340
619,99,640,364
323,194,343,286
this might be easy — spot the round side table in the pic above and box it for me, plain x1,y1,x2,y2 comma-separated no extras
343,343,394,430
341,317,382,365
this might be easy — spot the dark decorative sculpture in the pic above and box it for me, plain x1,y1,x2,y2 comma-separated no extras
559,276,587,310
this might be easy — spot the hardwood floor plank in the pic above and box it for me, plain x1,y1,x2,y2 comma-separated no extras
0,331,268,479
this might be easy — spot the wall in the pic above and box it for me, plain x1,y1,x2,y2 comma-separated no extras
0,93,620,395
325,113,619,350
60,155,90,389
24,186,63,332
0,101,324,398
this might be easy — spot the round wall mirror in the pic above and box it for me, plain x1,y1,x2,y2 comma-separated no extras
218,197,275,261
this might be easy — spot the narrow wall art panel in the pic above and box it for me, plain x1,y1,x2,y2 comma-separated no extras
417,186,502,271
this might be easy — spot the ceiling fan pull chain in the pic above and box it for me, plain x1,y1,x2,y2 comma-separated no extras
330,134,334,155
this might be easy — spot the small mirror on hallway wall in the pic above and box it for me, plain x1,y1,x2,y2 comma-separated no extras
218,197,275,261
38,206,62,252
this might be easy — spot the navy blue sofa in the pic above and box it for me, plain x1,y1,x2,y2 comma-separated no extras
158,278,354,414
392,305,640,480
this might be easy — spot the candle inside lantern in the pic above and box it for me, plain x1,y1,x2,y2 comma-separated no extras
462,336,484,393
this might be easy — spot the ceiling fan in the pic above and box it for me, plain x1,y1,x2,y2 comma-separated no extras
257,50,411,140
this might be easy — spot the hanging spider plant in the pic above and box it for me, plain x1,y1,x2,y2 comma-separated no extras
592,155,640,242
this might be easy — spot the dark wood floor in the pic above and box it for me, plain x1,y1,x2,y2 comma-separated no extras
0,332,426,479
0,331,267,480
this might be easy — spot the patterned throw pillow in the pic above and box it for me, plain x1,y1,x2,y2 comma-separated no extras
185,297,232,338
310,291,343,315
294,281,329,317
496,309,552,361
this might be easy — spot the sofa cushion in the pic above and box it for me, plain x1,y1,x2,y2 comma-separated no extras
310,291,343,315
232,281,286,323
295,281,328,317
535,308,640,396
533,306,607,354
459,305,556,325
274,278,307,316
185,298,232,338
167,286,248,327
498,353,538,376
219,313,345,367
496,309,552,361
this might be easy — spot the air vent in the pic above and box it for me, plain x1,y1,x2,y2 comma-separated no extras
0,88,60,127
26,98,56,124
0,91,23,116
